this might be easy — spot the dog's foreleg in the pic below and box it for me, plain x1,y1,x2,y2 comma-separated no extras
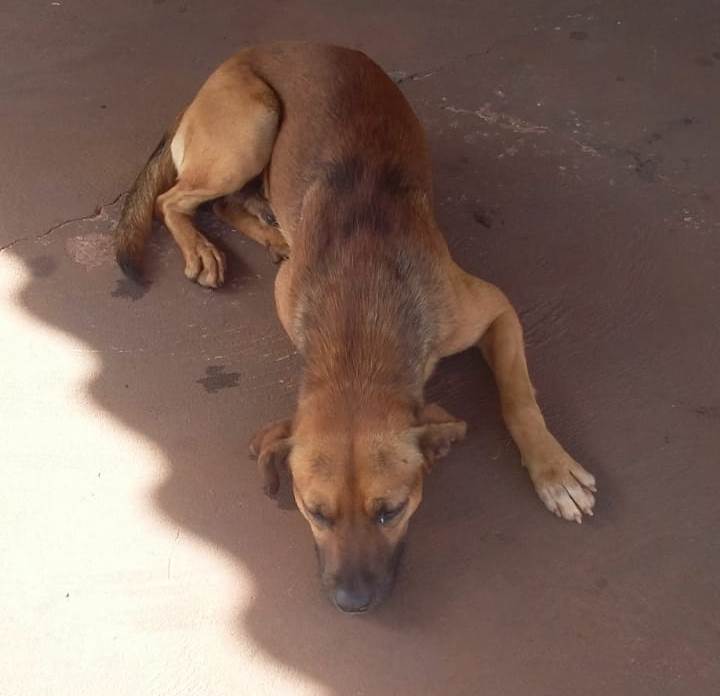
441,272,597,522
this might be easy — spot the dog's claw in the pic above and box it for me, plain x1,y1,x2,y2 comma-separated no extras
266,241,290,264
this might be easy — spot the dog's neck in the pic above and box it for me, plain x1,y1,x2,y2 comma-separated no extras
289,159,443,413
296,374,419,435
295,239,434,409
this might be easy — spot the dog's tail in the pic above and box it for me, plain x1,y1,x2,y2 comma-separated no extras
115,122,179,282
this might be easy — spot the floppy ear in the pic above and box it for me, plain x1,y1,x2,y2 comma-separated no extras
248,419,293,497
412,403,467,471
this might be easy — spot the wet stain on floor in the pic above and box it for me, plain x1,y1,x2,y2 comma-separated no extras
27,255,57,278
111,277,148,301
196,365,241,393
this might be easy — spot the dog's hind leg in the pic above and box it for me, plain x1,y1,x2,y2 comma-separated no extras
437,267,597,523
213,195,289,263
156,61,280,287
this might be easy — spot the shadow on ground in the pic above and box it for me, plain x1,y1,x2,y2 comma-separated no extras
9,120,719,692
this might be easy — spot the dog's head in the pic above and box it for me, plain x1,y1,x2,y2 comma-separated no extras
250,401,465,613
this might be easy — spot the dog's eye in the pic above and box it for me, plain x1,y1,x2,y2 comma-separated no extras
310,509,332,528
376,501,407,526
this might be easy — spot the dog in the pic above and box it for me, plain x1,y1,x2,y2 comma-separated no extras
116,42,597,613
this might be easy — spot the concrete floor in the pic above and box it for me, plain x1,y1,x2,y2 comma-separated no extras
2,2,719,695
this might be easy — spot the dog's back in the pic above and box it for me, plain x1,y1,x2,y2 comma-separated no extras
238,43,433,238
232,44,448,391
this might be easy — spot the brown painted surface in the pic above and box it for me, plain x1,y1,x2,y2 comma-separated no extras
1,2,718,695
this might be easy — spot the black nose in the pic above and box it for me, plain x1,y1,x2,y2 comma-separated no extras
334,585,373,613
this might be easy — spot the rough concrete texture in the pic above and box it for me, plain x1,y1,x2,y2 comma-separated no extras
2,2,719,695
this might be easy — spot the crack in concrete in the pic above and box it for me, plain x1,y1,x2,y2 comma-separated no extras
392,69,438,85
394,50,491,85
0,190,127,254
391,24,553,88
391,39,509,87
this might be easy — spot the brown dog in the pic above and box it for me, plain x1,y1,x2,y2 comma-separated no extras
116,42,596,613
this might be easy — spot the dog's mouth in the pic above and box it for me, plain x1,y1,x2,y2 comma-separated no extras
333,592,373,614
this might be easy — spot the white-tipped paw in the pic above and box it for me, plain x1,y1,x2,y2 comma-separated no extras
526,450,596,524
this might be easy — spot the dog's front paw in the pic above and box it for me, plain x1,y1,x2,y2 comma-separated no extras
183,234,226,288
248,419,292,498
524,443,596,523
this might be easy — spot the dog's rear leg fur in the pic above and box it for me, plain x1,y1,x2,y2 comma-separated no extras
213,195,289,263
155,63,280,287
440,270,597,522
